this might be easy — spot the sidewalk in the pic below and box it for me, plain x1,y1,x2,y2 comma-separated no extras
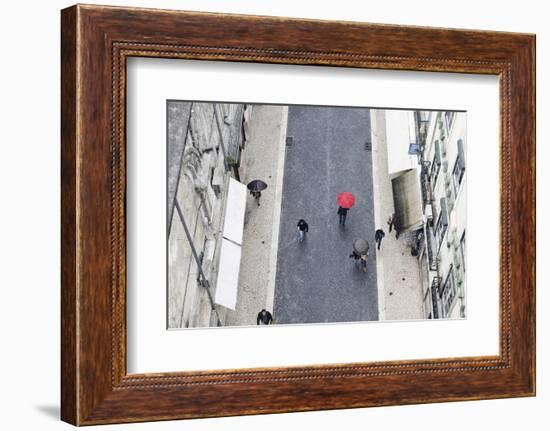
224,105,288,326
370,109,424,321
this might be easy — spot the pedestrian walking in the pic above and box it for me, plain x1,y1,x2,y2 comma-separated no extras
349,250,360,260
247,180,268,207
257,309,274,325
337,192,355,227
296,219,309,243
387,213,395,233
349,250,369,272
360,253,368,272
375,229,385,250
251,190,262,206
351,239,369,272
337,206,349,226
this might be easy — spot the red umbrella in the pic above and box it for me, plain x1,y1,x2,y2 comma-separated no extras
338,192,355,209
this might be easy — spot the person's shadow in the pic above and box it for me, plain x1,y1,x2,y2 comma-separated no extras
35,404,59,420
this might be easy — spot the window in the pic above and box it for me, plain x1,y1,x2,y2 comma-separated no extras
441,265,457,317
434,197,449,251
430,140,442,187
452,139,466,195
460,231,466,271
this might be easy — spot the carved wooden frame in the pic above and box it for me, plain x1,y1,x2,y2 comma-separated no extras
61,4,536,425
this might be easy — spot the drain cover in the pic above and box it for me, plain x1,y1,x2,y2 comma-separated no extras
286,136,294,146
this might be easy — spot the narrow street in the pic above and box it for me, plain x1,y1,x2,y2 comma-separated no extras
274,106,378,324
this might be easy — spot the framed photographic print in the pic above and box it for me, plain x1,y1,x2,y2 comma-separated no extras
61,4,536,425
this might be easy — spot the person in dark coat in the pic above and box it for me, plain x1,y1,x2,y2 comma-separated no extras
251,190,262,206
375,229,386,250
297,219,309,242
257,309,274,325
387,213,395,233
337,206,349,226
349,250,360,260
350,249,368,271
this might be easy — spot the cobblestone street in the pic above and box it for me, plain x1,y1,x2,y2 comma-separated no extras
274,106,378,324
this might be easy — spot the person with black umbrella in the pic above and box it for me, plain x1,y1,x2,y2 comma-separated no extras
247,179,268,207
350,239,370,272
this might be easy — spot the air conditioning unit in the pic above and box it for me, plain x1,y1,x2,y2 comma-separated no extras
211,168,224,196
456,268,465,286
440,137,447,156
452,230,460,251
424,203,433,220
453,253,461,269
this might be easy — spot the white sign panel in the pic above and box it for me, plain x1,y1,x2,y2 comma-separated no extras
214,239,242,310
386,109,417,175
222,177,247,245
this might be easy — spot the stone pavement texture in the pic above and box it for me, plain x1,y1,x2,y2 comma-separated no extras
224,105,287,327
370,109,423,321
274,106,378,324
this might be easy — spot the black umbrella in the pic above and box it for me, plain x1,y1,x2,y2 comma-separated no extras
247,180,268,193
353,239,370,255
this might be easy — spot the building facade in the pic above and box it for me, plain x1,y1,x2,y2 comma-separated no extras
416,110,467,319
167,101,249,329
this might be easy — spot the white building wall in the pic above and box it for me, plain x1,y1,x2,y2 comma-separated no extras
437,113,466,318
420,111,467,319
167,102,247,328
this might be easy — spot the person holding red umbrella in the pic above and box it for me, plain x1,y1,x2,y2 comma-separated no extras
337,192,355,227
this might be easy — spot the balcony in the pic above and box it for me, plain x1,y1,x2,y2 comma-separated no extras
420,161,433,211
415,228,426,260
430,276,442,319
425,221,439,271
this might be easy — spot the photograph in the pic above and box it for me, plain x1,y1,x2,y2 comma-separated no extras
52,2,536,425
167,102,467,329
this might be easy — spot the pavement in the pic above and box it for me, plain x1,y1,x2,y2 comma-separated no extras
370,109,424,321
274,106,378,324
223,105,288,327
